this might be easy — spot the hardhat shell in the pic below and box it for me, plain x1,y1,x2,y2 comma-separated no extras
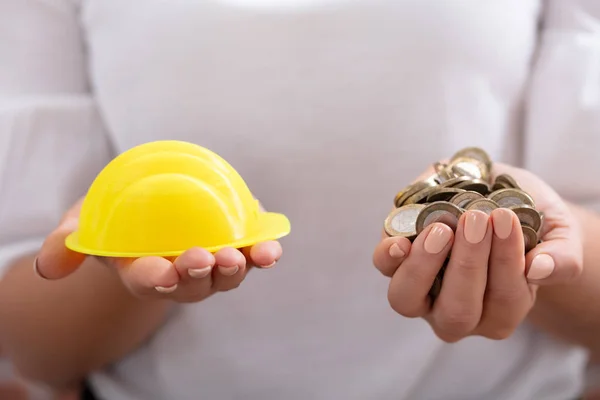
65,140,291,257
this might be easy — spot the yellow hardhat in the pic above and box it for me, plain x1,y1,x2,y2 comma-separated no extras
65,140,291,258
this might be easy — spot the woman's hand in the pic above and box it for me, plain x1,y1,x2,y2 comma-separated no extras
35,198,282,303
372,163,583,342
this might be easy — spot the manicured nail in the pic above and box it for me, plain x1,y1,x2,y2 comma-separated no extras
389,243,405,258
155,284,178,293
218,265,239,276
464,211,489,244
424,225,453,254
492,209,513,240
527,254,555,280
188,266,212,279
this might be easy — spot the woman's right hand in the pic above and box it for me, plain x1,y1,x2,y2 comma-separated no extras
35,198,282,303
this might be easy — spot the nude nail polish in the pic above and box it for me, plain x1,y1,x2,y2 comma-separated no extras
464,211,488,244
492,209,513,240
389,243,406,258
424,225,452,254
527,254,555,280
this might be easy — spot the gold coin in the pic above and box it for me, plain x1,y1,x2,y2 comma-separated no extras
450,191,485,208
427,188,465,203
522,225,539,253
439,176,472,188
487,188,535,208
450,147,493,173
384,204,426,240
492,181,511,191
394,180,436,208
509,205,542,232
405,186,443,205
433,162,455,182
465,199,499,215
448,157,489,181
494,174,521,190
416,201,464,235
453,179,490,195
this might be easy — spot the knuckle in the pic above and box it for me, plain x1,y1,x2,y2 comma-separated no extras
434,305,479,337
453,256,482,275
486,286,525,304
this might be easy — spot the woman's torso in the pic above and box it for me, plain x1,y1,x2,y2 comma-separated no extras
80,0,588,398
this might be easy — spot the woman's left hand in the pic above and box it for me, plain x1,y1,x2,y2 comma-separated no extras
372,163,584,342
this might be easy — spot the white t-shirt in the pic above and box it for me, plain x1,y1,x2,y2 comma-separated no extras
2,0,600,399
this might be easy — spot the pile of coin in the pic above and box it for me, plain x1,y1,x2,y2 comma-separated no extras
384,147,544,300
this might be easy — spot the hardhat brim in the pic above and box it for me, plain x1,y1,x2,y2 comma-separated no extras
65,211,291,258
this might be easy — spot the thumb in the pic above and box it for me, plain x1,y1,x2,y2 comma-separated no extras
36,199,87,280
525,225,583,285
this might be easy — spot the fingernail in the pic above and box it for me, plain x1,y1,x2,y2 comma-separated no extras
492,209,513,240
464,211,489,244
424,225,453,254
32,257,48,280
527,254,555,280
59,218,79,231
218,265,239,276
389,243,405,258
155,284,178,293
188,266,212,279
259,261,277,269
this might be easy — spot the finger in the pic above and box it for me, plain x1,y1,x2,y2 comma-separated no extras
475,208,533,339
173,247,216,281
430,211,491,341
212,247,247,292
36,217,86,279
241,241,282,268
387,223,454,318
170,247,216,302
373,236,411,278
525,236,583,285
118,256,180,297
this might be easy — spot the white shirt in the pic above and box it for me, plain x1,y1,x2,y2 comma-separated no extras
2,0,600,399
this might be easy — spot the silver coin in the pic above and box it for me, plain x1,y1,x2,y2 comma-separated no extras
448,157,489,181
450,147,493,173
488,188,535,208
384,204,426,240
394,180,437,208
465,198,499,215
450,191,485,208
416,201,464,235
509,205,542,232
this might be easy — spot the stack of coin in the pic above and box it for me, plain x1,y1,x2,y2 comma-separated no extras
384,147,544,300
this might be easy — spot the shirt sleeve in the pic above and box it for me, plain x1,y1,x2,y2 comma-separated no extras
523,0,600,213
0,0,113,276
